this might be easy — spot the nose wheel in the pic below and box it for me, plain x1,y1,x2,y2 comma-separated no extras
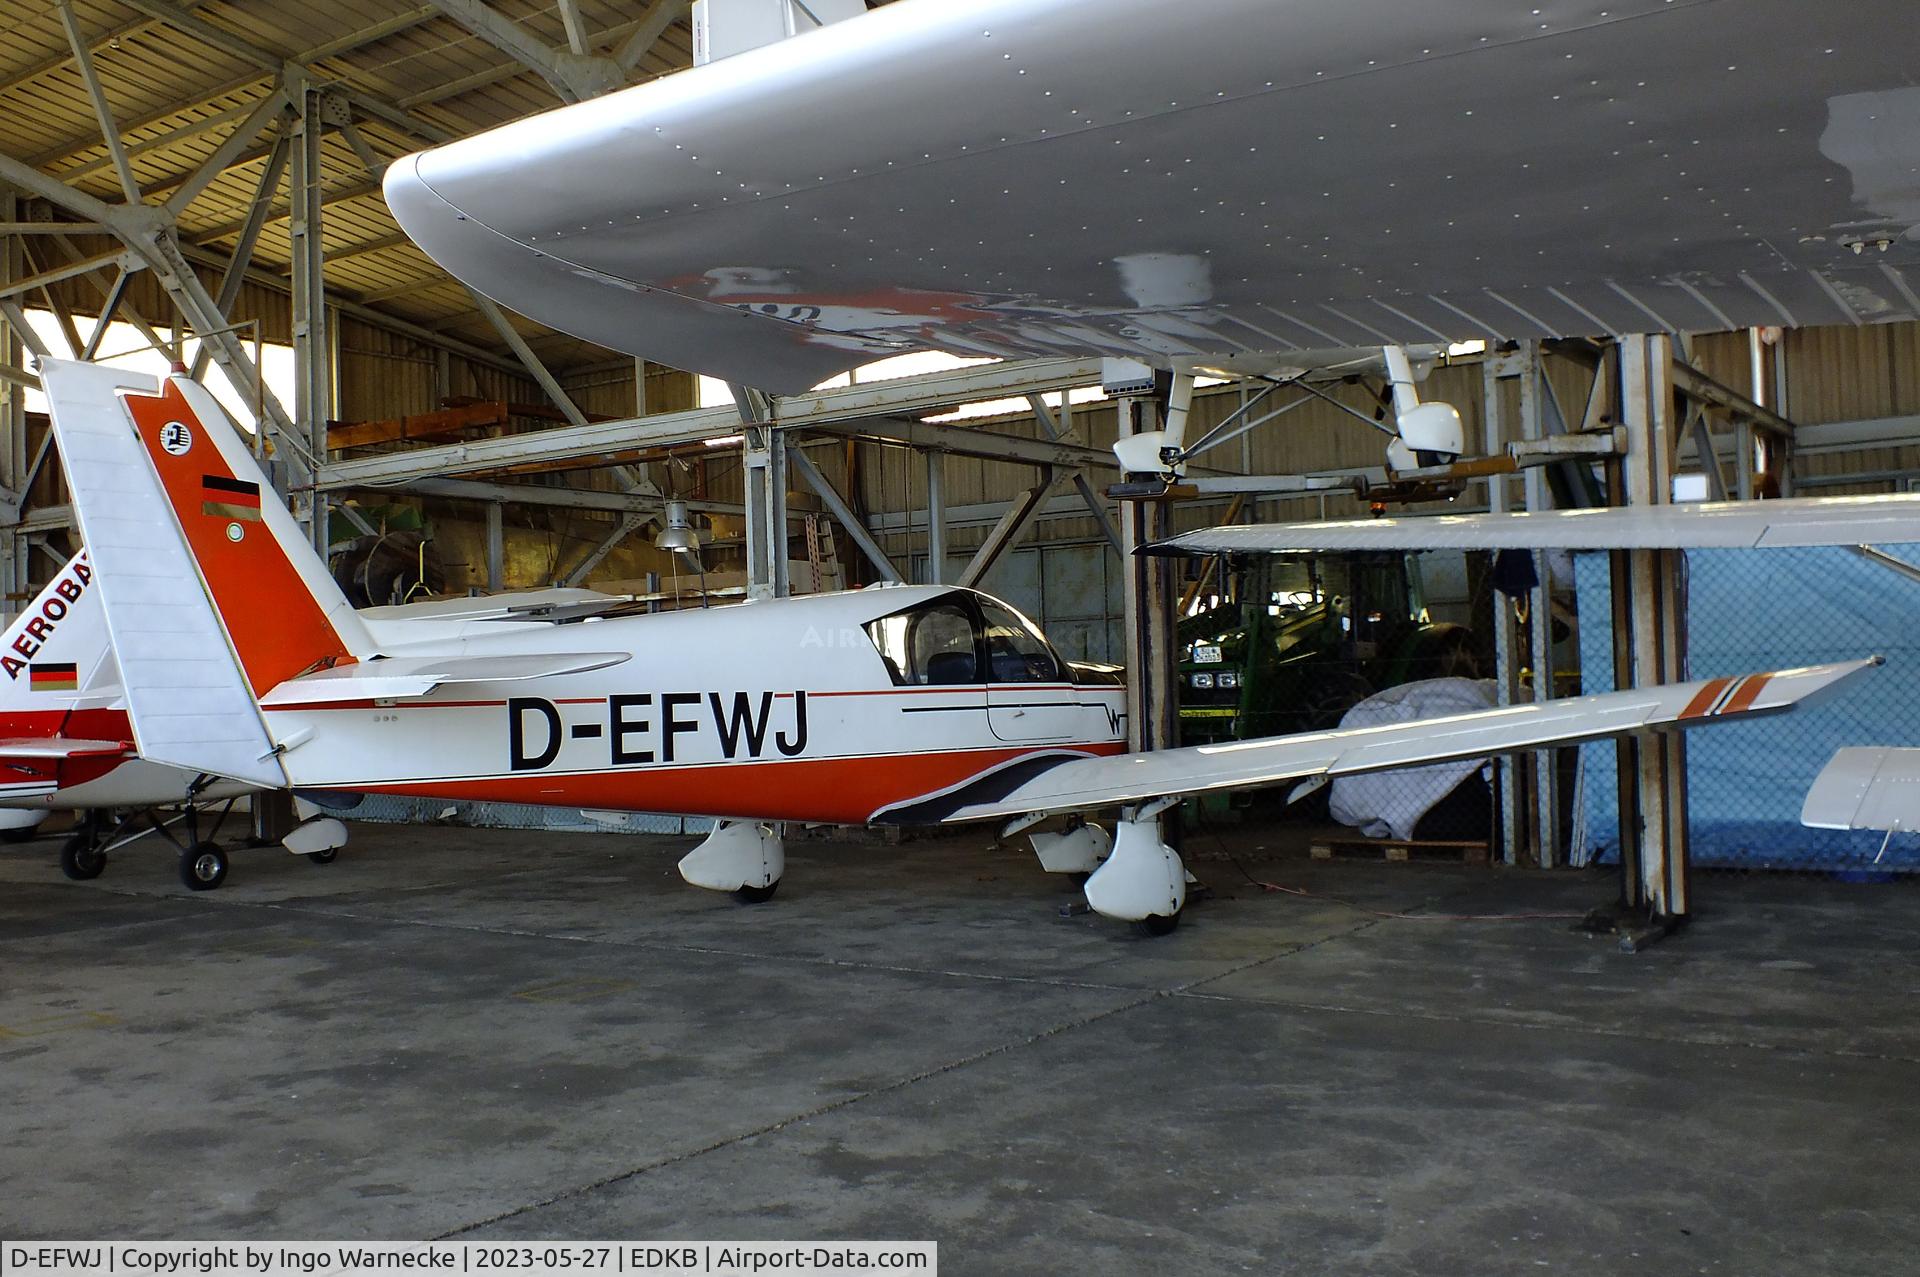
732,880,780,905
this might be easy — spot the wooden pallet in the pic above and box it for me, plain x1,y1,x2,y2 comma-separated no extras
1310,837,1490,866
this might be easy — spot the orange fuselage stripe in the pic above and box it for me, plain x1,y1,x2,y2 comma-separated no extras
359,742,1127,825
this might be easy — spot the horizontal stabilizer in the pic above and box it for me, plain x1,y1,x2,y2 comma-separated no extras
0,736,131,760
260,652,630,707
1802,747,1920,831
1145,496,1920,557
360,588,631,625
0,737,132,799
873,658,1879,825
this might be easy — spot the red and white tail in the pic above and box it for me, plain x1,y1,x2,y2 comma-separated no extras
115,372,374,693
40,359,374,786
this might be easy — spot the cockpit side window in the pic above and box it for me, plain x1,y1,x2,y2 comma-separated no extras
864,599,983,686
976,598,1061,684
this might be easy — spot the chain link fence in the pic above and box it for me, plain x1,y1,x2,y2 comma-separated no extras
1572,544,1920,873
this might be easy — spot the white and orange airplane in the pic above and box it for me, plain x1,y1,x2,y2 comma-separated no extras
33,357,1875,929
0,544,643,888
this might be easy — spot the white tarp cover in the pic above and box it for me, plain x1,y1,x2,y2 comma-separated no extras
1329,678,1496,841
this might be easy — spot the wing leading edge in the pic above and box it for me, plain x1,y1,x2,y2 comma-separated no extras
871,658,1879,825
1145,496,1920,557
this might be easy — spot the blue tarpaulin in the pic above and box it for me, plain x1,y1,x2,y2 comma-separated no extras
1573,545,1920,870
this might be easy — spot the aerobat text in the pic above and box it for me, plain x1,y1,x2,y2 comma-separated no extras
2,554,91,678
508,691,809,771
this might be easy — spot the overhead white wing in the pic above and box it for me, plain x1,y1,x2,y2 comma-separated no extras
1802,747,1920,832
258,653,632,708
1146,496,1920,556
871,658,1879,825
386,0,1920,393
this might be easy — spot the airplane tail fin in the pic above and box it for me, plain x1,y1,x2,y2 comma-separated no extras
0,550,112,720
39,359,373,786
114,370,376,692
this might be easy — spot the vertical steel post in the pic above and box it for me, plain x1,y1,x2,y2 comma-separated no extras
288,83,331,552
742,425,787,601
0,193,22,616
1116,396,1174,755
924,452,946,584
484,501,504,592
1483,358,1524,866
1618,335,1689,931
1519,341,1560,867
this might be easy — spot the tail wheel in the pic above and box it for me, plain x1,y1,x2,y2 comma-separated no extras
179,842,229,891
60,834,106,881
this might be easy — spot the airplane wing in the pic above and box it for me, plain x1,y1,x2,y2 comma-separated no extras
258,653,632,708
870,658,1879,825
385,0,1920,393
1145,495,1920,556
1802,747,1920,832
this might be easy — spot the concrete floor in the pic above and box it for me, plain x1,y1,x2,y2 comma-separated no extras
2,819,1917,1273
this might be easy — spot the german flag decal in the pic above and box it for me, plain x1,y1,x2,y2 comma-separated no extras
30,662,77,692
202,474,262,522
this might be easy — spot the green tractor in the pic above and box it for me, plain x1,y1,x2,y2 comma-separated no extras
1177,552,1481,749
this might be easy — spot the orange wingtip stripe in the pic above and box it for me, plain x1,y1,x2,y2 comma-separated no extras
1679,677,1732,720
1719,673,1773,715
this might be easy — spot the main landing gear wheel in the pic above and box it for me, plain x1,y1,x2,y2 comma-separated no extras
732,880,780,905
179,842,229,891
305,847,339,865
60,833,106,881
1136,912,1181,937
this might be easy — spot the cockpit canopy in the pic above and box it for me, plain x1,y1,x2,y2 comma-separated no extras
864,591,1068,686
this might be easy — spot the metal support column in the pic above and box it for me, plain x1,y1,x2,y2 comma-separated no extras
1116,396,1173,755
729,384,786,601
1518,341,1561,867
288,82,331,551
742,427,787,600
1483,358,1525,866
484,501,504,592
925,452,946,584
1613,334,1689,943
0,193,25,612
